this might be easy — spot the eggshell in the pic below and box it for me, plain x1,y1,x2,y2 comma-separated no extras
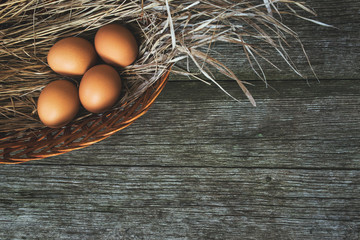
94,24,138,68
47,37,97,76
37,80,80,128
79,64,122,113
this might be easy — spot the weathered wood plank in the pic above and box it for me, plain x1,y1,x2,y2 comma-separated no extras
0,0,359,239
0,79,359,239
28,79,360,169
173,0,360,81
0,166,359,239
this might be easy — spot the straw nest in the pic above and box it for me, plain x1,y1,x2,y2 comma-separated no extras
1,0,320,134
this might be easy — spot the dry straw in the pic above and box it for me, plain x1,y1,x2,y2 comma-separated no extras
0,0,322,162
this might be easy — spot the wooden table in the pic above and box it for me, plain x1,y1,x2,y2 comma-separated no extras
1,1,359,239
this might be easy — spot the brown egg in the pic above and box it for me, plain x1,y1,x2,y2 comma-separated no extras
79,64,122,113
37,80,80,128
94,24,138,68
47,37,97,76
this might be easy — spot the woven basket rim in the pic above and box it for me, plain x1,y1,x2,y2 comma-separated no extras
0,66,171,164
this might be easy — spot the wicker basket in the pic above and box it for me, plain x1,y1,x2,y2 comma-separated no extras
0,68,170,164
0,0,318,164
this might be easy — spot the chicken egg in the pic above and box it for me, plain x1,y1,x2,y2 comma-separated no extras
37,80,80,128
94,24,138,68
47,37,97,76
79,64,122,113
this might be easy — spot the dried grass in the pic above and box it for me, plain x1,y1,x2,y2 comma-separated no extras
1,0,319,133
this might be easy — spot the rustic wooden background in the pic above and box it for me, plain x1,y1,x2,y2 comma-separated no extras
1,0,359,239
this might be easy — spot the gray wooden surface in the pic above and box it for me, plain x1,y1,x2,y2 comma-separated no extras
1,1,360,239
175,0,360,81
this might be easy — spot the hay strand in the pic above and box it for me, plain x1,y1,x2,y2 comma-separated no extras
0,0,322,133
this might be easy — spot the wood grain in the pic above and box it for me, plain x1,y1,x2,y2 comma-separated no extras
28,80,360,170
0,166,359,239
1,0,359,239
174,0,360,81
0,79,359,239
